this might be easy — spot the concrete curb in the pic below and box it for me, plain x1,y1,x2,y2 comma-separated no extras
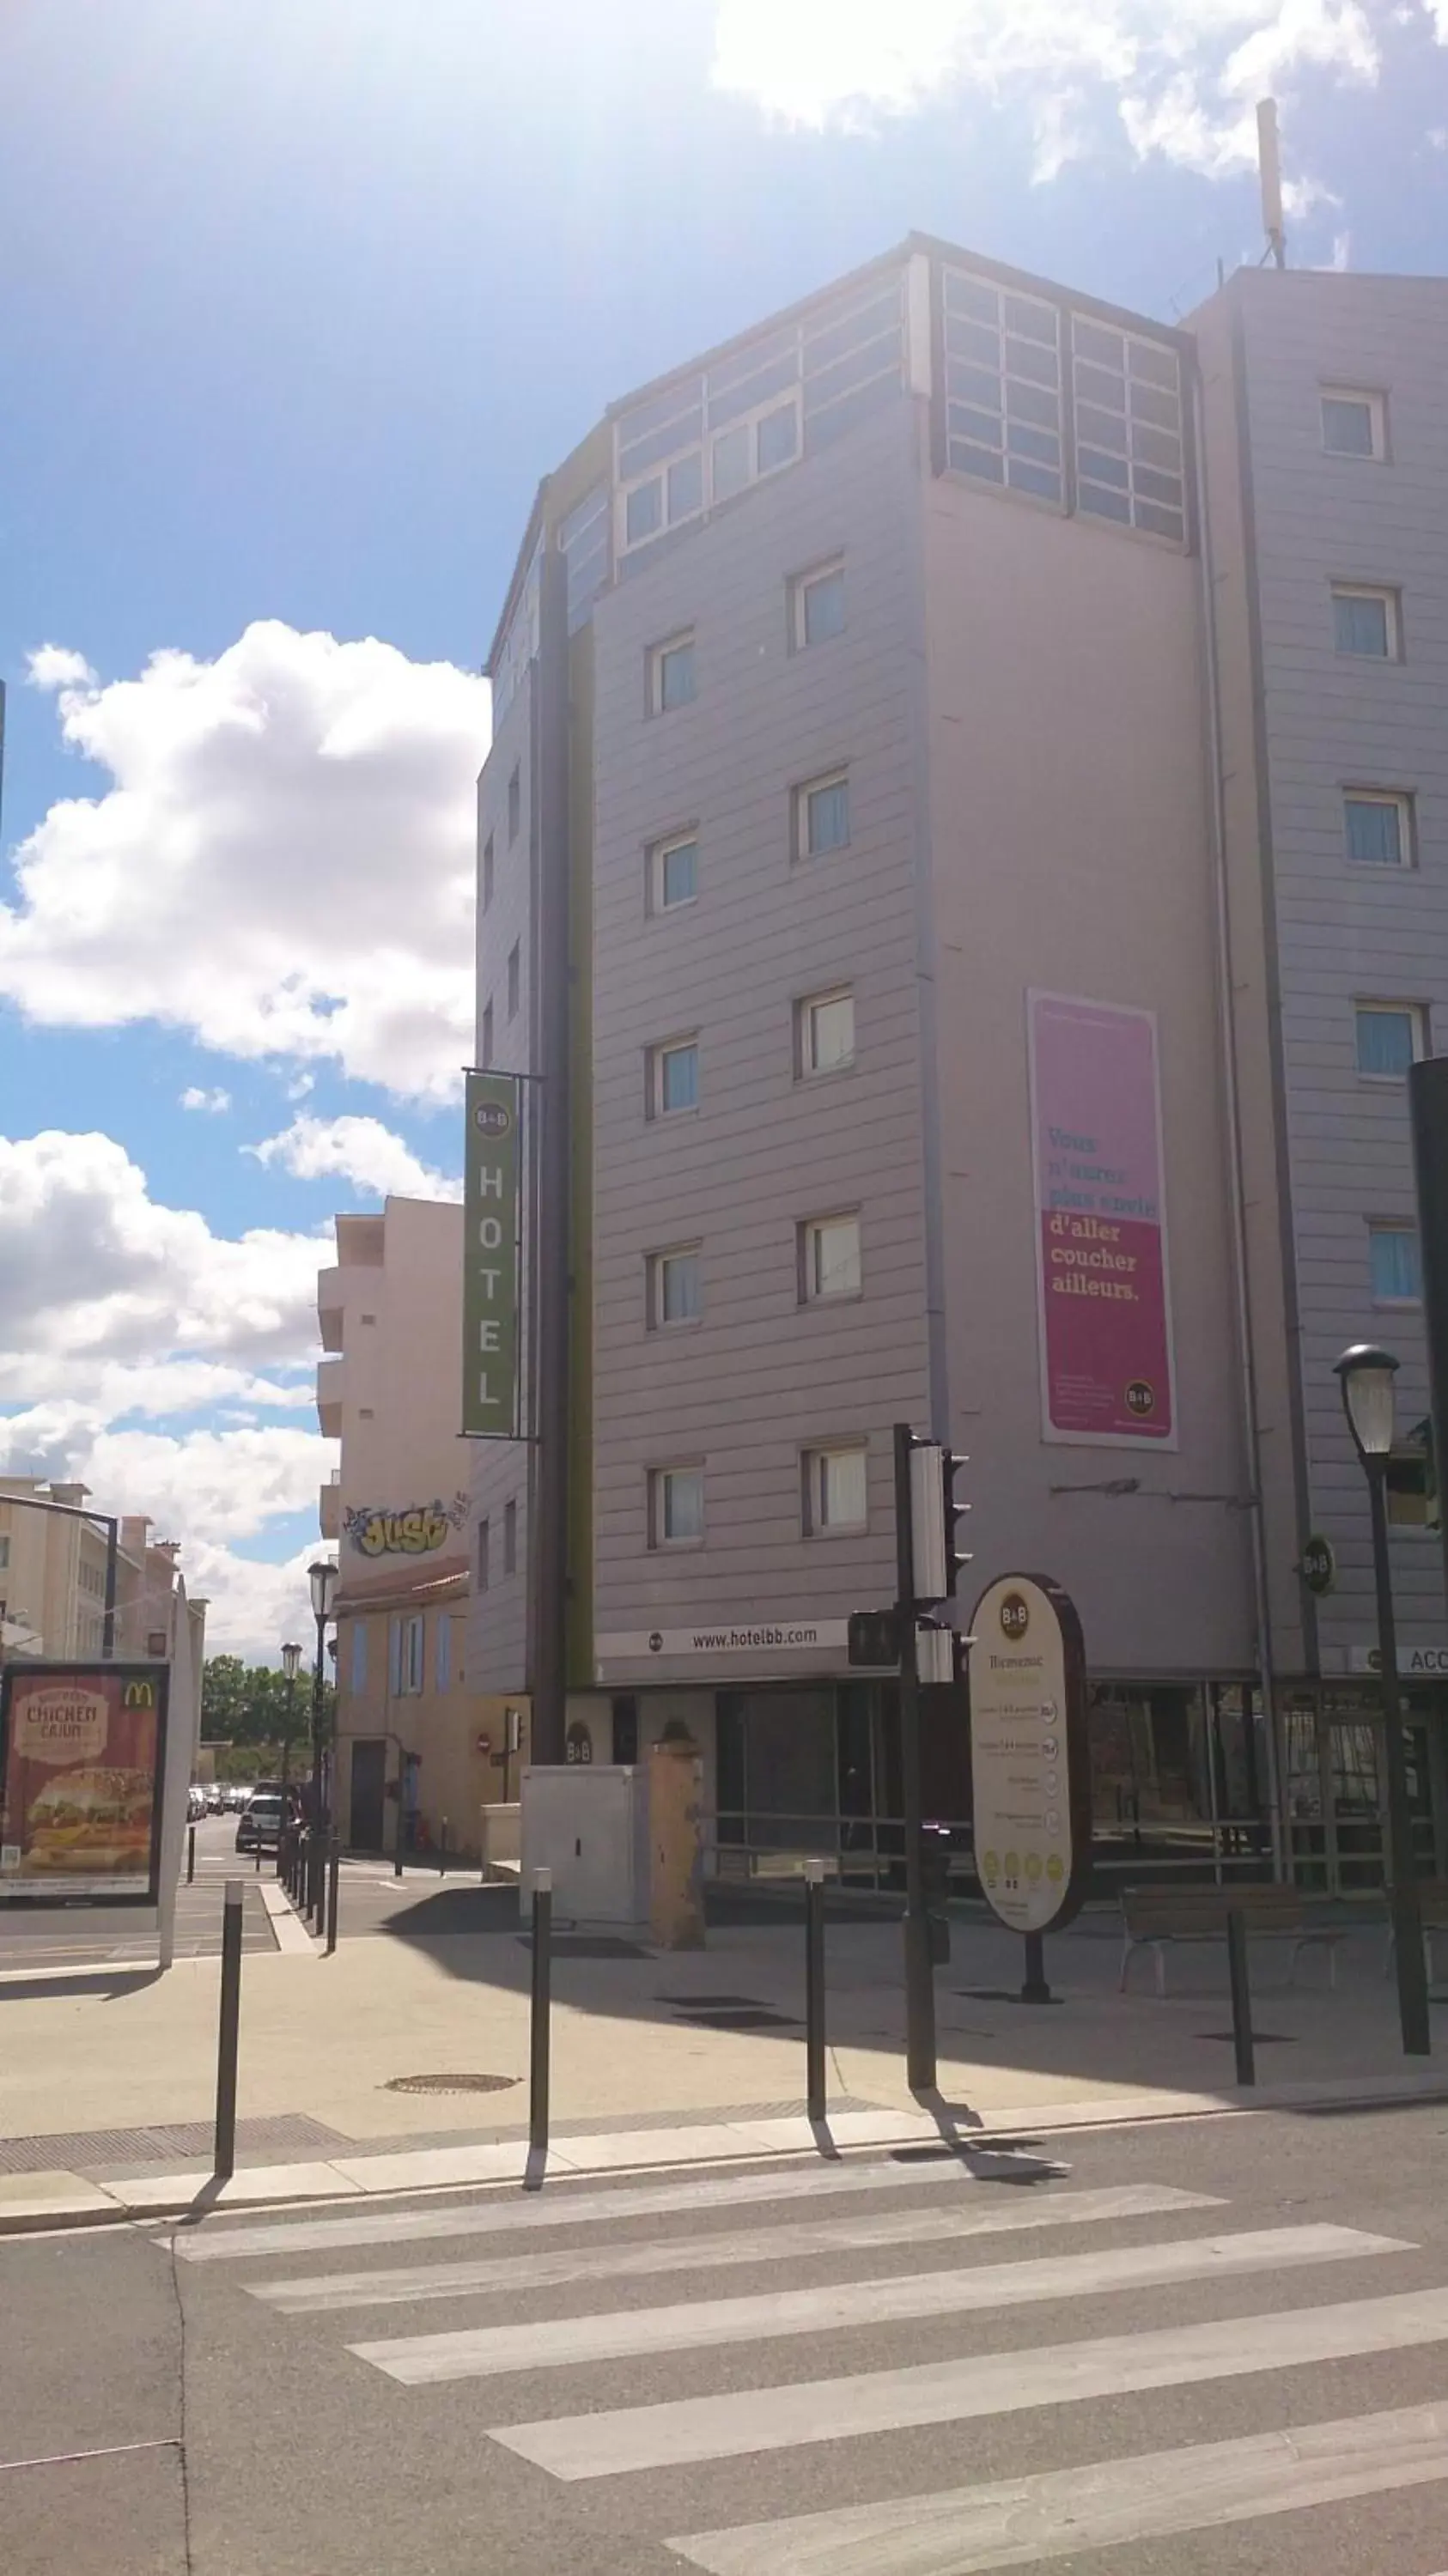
4,2068,1448,2240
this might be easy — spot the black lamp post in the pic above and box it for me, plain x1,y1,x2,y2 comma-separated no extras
278,1641,302,1879
1334,1343,1431,2055
307,1561,338,1832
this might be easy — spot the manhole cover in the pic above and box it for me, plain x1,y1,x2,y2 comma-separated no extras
1196,2030,1297,2045
674,2007,801,2031
383,2073,520,2096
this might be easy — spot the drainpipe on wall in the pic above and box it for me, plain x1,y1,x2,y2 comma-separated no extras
1193,361,1286,1880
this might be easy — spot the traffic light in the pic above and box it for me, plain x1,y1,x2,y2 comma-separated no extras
847,1608,901,1668
942,1446,971,1596
907,1440,971,1606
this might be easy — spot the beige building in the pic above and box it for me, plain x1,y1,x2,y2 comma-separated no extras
0,1477,208,1764
318,1197,529,1856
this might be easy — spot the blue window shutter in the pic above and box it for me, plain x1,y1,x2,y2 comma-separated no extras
388,1617,402,1694
350,1622,368,1692
436,1615,451,1690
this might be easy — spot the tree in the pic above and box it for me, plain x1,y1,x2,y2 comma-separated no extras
201,1657,332,1757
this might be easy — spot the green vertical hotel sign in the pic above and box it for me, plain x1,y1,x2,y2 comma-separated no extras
462,1071,521,1437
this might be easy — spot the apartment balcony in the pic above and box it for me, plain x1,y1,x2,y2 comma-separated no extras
318,1267,344,1353
316,1357,344,1440
319,1474,341,1542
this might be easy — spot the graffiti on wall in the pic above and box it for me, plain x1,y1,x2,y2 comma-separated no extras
343,1493,470,1558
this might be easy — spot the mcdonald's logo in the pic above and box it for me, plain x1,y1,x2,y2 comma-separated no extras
123,1680,155,1707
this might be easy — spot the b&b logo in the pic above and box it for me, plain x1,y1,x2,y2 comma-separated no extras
999,1591,1030,1641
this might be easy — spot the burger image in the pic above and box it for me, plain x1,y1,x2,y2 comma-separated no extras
21,1769,153,1874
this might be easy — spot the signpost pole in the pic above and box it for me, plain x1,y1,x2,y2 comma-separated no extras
1021,1929,1051,2003
894,1424,936,2094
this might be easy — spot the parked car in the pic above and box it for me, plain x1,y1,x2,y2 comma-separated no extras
236,1791,283,1853
186,1784,207,1823
205,1785,225,1814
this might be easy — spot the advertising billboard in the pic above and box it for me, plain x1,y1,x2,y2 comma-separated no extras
1028,991,1177,1446
461,1069,523,1438
0,1662,168,1904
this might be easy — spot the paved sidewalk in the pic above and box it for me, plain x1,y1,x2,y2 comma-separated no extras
4,1889,1447,2233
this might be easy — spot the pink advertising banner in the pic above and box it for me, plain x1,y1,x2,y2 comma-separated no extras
1028,992,1176,1446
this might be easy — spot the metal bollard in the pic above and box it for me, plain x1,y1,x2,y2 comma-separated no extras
1226,1905,1256,2087
804,1858,826,2125
529,1868,552,2170
325,1835,340,1956
186,1824,196,1886
214,1880,243,2180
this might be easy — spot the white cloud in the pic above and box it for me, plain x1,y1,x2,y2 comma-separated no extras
186,1540,335,1662
27,644,96,692
246,1113,462,1203
179,1085,232,1115
711,0,1398,182
0,1133,338,1660
4,622,490,1103
0,1129,328,1406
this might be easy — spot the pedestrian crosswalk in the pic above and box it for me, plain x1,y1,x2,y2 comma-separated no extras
162,2140,1448,2570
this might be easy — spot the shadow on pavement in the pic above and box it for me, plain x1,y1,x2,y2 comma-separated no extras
0,1966,167,2003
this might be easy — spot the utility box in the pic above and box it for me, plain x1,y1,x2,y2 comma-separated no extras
519,1765,650,1925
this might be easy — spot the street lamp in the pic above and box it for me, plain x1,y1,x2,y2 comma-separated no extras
307,1561,338,1835
1334,1343,1431,2055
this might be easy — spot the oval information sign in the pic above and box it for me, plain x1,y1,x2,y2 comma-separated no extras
968,1571,1091,1935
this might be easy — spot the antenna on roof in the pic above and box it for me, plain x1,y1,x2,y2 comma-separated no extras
1256,99,1287,270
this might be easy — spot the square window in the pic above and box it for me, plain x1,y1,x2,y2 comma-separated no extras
503,1497,517,1574
802,1443,867,1534
649,1036,699,1115
626,477,663,545
712,424,751,501
508,767,520,843
1369,1223,1421,1304
1332,585,1399,659
650,633,697,714
651,1464,704,1546
796,771,850,858
1344,792,1413,867
667,453,703,520
478,1518,490,1590
507,941,520,1020
757,401,799,473
798,987,855,1078
793,561,846,649
483,835,495,911
1355,1003,1426,1078
481,999,494,1068
651,832,698,912
398,1612,424,1695
650,1245,702,1327
801,1212,861,1301
1321,388,1385,460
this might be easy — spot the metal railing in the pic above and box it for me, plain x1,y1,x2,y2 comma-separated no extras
704,1809,1289,1899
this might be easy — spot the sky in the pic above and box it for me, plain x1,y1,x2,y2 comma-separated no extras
3,0,1448,1659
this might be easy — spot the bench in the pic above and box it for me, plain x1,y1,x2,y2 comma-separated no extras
1382,1878,1448,1980
1119,1885,1345,1998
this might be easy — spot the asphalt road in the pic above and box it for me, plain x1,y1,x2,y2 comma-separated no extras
0,1815,277,1971
5,2101,1448,2574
